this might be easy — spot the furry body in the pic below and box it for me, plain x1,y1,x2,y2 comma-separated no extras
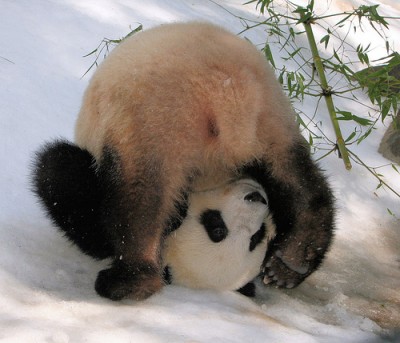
32,22,335,301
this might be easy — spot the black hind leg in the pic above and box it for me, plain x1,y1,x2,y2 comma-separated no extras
240,142,335,288
92,147,168,301
32,140,113,259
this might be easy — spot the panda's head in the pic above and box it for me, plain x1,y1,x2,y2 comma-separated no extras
163,178,276,291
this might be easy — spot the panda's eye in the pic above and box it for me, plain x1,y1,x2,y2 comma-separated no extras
200,210,228,243
244,191,267,204
210,227,228,242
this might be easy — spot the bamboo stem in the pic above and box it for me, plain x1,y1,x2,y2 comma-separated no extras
303,18,352,170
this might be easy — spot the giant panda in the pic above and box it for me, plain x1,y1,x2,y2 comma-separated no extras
163,178,276,296
32,22,335,301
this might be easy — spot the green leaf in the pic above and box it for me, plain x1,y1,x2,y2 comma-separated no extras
263,44,276,68
345,131,356,143
245,0,273,14
289,47,303,58
333,49,342,64
381,99,391,121
278,69,285,85
296,112,307,129
336,110,353,121
308,0,315,12
126,24,143,37
351,114,373,126
335,13,353,27
82,48,98,58
357,128,373,144
336,110,373,126
320,34,330,49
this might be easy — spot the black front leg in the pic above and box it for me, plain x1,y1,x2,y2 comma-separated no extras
240,143,335,288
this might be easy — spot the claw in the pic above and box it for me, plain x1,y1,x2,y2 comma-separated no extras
263,276,272,285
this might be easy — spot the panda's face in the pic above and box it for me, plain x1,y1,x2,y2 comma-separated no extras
200,195,268,252
163,179,276,291
200,188,267,245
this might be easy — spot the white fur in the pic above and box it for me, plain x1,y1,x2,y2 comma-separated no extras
163,179,276,291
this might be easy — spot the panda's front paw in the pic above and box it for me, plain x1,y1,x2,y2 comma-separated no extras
262,250,310,289
95,261,163,301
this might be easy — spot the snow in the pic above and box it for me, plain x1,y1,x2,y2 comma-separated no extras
0,0,399,342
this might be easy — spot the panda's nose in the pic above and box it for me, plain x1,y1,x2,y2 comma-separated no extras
244,191,267,204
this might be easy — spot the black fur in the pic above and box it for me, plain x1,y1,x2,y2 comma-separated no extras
32,140,113,259
237,282,256,297
164,194,189,235
163,266,172,285
32,141,188,300
200,210,228,243
249,224,266,252
92,146,166,300
239,142,335,288
95,260,162,301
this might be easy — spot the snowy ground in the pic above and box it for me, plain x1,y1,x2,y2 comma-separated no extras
1,0,399,342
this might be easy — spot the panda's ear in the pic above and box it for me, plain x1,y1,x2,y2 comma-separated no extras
237,282,256,297
200,210,228,243
244,191,267,205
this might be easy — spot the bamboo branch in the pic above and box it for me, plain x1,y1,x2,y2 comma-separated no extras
348,149,400,197
302,17,352,170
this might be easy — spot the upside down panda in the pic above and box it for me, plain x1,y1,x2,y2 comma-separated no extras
32,22,335,301
163,178,276,296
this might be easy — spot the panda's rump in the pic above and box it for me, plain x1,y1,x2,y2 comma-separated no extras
75,22,296,167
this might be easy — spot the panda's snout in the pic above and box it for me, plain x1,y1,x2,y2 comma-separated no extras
244,191,267,205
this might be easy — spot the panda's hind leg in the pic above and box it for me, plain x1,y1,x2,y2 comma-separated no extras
93,146,185,301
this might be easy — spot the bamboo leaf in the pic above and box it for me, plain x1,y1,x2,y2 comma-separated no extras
381,99,391,121
320,34,330,49
336,110,373,126
82,48,98,58
335,13,353,27
263,44,276,68
289,47,303,58
351,115,373,126
336,110,353,120
345,131,356,143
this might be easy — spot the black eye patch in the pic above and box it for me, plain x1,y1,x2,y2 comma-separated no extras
244,191,267,204
249,223,266,252
200,209,228,243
